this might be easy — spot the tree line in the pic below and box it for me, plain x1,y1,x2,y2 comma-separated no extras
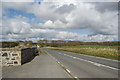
1,42,19,48
38,40,120,47
1,40,119,48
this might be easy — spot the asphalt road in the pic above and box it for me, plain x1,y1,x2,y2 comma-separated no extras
2,48,119,79
2,54,71,78
43,48,119,78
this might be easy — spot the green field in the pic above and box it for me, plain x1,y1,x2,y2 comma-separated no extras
56,45,118,49
45,45,119,60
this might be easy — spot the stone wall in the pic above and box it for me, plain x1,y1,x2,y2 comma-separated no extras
21,48,37,64
1,48,38,66
1,51,21,66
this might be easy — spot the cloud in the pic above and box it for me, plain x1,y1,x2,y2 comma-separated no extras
32,20,66,29
2,0,34,2
1,2,118,42
29,2,118,35
2,2,32,12
1,14,117,42
43,0,119,3
55,4,75,14
1,27,117,42
95,2,118,12
66,4,118,35
2,15,31,35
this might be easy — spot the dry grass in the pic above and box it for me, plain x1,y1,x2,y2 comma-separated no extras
38,49,47,54
46,46,119,60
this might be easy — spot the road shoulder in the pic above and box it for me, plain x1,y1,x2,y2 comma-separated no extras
2,53,71,78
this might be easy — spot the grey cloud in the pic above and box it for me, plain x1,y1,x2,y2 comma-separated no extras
1,28,117,42
2,16,31,35
66,4,118,35
2,2,32,11
95,2,118,12
55,4,75,14
32,2,118,35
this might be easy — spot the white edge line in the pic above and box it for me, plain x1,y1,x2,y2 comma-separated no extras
66,69,71,73
73,52,119,62
61,50,119,62
58,52,119,70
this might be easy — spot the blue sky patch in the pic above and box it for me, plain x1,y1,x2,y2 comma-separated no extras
3,8,45,24
4,8,36,19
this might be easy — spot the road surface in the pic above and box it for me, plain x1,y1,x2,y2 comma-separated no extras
2,48,119,79
2,53,71,78
43,48,119,78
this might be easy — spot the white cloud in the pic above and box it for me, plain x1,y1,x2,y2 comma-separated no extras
2,15,31,35
1,28,117,42
43,0,119,3
2,0,34,2
1,1,118,42
65,3,118,35
1,15,117,42
27,2,118,35
32,20,66,29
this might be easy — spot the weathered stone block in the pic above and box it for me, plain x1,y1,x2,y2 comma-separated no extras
1,47,37,66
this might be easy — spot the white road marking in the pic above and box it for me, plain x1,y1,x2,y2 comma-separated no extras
58,53,119,70
74,76,78,78
93,63,102,66
45,51,79,79
66,69,71,73
69,52,119,62
57,61,60,64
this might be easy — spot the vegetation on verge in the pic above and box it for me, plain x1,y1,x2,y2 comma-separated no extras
1,40,119,60
45,45,119,60
38,49,47,54
1,42,19,48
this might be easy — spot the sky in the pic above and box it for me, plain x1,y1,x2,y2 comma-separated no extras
0,0,119,42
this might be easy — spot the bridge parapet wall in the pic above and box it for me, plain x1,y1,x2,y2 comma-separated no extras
0,48,37,66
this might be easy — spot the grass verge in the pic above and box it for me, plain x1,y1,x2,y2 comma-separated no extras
45,45,119,60
38,49,47,54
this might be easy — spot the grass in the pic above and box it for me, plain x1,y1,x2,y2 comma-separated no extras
38,49,47,54
57,45,118,49
45,45,119,60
